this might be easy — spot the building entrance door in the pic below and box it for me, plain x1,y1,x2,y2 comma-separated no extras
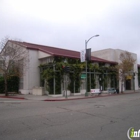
126,79,131,90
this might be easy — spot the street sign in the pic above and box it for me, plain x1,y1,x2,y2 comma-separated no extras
81,73,86,79
80,50,85,62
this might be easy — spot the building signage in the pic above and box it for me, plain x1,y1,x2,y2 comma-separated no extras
80,50,85,62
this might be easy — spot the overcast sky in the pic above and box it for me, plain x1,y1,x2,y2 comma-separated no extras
0,0,140,62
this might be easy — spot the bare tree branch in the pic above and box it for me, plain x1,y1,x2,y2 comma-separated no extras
0,37,29,96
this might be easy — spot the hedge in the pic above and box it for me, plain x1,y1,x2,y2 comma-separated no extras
0,76,19,94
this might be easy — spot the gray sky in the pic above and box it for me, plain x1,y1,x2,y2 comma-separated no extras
0,0,140,63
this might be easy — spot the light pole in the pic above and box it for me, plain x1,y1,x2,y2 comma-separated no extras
64,59,68,98
133,72,135,92
85,35,99,96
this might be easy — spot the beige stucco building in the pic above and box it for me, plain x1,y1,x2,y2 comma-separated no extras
2,41,119,95
92,48,139,91
1,41,139,95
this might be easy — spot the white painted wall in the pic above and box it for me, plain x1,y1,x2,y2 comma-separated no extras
28,50,40,92
38,51,51,59
21,49,40,94
19,49,53,94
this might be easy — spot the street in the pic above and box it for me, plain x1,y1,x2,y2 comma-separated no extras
0,93,140,140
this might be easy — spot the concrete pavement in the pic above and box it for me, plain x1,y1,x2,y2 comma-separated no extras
1,91,140,140
0,90,139,101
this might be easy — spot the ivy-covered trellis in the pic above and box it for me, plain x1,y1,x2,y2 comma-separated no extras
39,56,118,95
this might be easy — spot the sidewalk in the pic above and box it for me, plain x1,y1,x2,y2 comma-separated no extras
0,90,139,101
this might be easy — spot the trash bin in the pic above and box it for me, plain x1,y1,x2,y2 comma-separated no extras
116,88,119,94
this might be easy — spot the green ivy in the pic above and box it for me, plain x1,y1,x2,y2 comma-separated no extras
40,57,118,94
91,73,96,89
67,63,83,93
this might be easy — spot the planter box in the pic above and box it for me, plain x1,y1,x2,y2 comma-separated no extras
32,87,44,95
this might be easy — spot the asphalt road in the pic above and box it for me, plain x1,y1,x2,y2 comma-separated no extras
0,93,140,140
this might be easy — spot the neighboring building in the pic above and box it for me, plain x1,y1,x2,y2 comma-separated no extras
91,48,139,91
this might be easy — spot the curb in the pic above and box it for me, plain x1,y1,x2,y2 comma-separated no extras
43,93,119,101
43,91,139,101
0,91,139,101
0,96,26,100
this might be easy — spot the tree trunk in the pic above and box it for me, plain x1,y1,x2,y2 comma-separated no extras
4,75,8,96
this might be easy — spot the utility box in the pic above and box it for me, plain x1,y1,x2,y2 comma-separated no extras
32,87,44,95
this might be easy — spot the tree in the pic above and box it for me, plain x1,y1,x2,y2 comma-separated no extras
0,37,28,96
116,51,136,93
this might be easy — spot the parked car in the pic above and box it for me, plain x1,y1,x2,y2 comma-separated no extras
107,88,117,94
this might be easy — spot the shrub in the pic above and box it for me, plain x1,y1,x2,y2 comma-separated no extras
0,76,19,94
